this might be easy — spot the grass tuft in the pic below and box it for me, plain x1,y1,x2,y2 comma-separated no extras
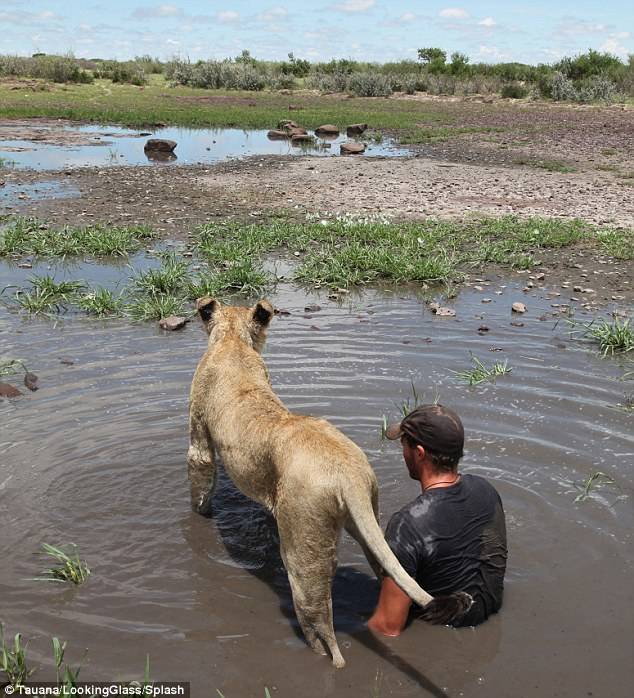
35,543,91,585
77,287,125,316
0,624,34,688
569,316,633,356
126,293,188,321
453,355,511,385
574,471,616,502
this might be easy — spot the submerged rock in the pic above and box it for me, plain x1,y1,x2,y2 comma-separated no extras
159,315,188,331
267,130,288,140
0,383,22,398
291,134,315,144
24,372,39,391
144,139,177,153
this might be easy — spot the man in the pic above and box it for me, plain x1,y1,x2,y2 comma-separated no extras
368,404,507,636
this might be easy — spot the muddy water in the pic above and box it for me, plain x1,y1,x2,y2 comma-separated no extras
0,124,405,171
1,277,632,697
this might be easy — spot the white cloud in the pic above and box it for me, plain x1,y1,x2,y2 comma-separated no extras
131,4,184,19
332,0,375,13
478,17,496,28
555,18,608,36
399,12,416,23
0,10,62,26
216,10,240,23
476,45,509,61
599,37,629,57
439,8,468,19
258,6,288,22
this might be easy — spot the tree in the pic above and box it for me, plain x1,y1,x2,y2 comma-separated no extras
417,48,447,74
450,51,470,75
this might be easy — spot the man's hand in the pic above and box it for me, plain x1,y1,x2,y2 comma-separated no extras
368,578,412,637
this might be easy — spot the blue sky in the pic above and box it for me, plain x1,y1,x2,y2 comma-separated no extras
0,1,631,65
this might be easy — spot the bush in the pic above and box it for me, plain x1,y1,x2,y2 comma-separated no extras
550,71,578,101
94,61,147,85
347,72,393,97
501,83,528,99
0,54,93,83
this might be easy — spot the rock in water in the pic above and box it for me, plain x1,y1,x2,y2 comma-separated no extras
340,142,366,155
144,139,177,153
159,315,188,331
24,372,39,391
512,302,527,313
315,124,340,136
0,383,22,398
346,123,368,136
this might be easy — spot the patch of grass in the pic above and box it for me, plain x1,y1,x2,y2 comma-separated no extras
77,287,125,316
35,543,90,585
0,155,16,168
126,293,188,321
587,317,633,355
0,358,29,376
600,148,617,156
596,228,634,259
52,637,83,689
399,126,502,144
574,471,616,502
614,393,634,413
130,253,189,295
595,164,619,172
514,158,576,173
187,262,273,299
0,217,156,258
13,275,84,314
616,171,634,180
0,625,34,688
453,355,511,385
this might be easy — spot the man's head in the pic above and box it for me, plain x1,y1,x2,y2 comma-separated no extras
386,404,464,475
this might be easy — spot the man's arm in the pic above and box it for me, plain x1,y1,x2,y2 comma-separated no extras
368,577,412,636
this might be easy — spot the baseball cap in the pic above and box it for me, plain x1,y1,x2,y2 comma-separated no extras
385,404,464,458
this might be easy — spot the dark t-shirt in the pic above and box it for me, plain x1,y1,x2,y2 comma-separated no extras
385,473,507,626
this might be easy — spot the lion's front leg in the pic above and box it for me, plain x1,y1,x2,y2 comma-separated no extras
187,416,216,517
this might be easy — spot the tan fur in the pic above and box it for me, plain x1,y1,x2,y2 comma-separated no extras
188,298,463,667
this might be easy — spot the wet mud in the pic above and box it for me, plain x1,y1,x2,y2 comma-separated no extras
1,279,632,697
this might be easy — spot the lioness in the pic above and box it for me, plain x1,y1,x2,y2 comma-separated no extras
188,298,472,667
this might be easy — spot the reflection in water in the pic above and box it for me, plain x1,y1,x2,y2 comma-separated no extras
0,124,406,171
144,151,177,163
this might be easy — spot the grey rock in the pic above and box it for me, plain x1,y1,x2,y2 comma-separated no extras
144,139,177,153
159,315,188,331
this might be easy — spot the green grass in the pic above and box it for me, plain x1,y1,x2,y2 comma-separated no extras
52,637,82,689
35,543,91,584
13,275,85,314
130,252,190,295
0,625,34,688
514,157,577,173
77,287,125,316
585,317,633,356
596,228,634,259
398,125,503,144
190,215,609,289
453,355,511,385
126,293,189,321
0,358,29,376
0,218,156,258
0,76,455,131
574,471,616,502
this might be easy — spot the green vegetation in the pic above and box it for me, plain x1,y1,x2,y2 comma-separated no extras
0,358,29,376
514,157,577,173
453,355,511,385
1,48,631,106
0,218,156,258
569,316,633,356
0,625,34,687
574,471,616,502
52,637,83,689
126,293,188,322
35,543,91,585
14,276,85,314
76,288,125,317
596,228,634,260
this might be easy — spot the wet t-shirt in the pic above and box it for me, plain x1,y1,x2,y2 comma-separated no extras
385,473,507,626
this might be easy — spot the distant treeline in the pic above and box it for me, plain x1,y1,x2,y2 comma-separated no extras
0,49,632,103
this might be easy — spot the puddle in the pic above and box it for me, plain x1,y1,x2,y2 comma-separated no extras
0,180,79,209
0,123,408,171
0,277,632,696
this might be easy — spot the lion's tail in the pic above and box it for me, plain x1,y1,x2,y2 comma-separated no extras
342,486,473,625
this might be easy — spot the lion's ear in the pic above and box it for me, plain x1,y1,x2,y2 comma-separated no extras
252,300,273,327
197,297,218,324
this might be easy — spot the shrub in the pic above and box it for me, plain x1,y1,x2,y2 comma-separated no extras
550,71,578,101
501,83,528,99
347,72,393,97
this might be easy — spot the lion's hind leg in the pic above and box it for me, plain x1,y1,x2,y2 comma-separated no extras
187,415,216,517
277,512,346,668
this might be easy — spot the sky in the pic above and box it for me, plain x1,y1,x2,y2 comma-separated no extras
0,1,632,65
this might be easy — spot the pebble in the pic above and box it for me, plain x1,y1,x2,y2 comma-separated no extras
512,302,527,313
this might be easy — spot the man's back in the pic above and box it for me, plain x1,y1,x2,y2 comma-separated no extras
385,473,507,626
